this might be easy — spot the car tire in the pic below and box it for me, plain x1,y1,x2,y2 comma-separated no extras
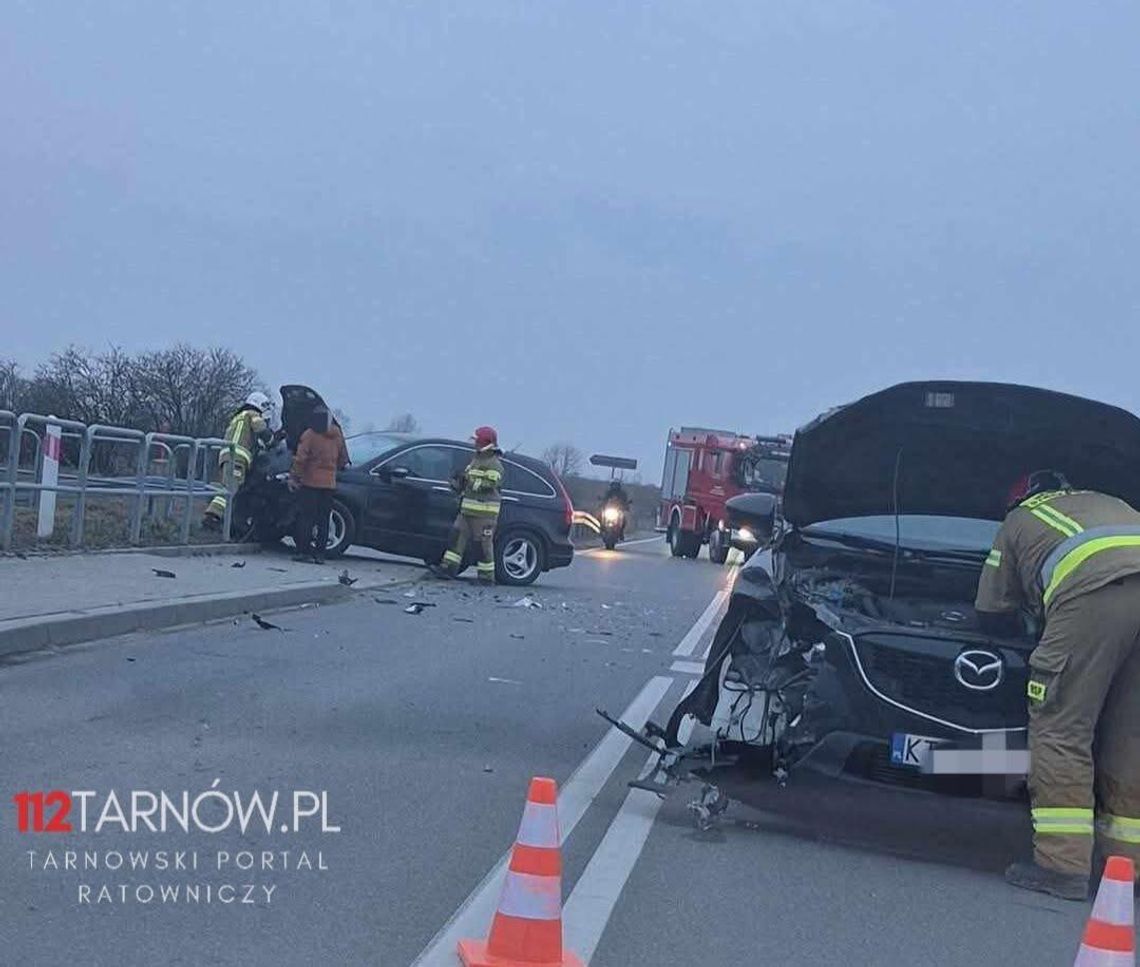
323,499,355,559
496,528,545,586
708,528,729,564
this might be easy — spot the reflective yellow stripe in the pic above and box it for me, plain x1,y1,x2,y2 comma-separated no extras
985,549,1002,568
1031,507,1077,537
1027,680,1047,702
1032,807,1095,835
1033,807,1094,819
442,550,462,565
1099,815,1140,844
1038,505,1083,534
461,498,500,515
220,444,252,465
1043,535,1140,604
476,561,495,573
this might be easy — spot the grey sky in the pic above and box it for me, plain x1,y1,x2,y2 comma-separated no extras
3,2,1138,480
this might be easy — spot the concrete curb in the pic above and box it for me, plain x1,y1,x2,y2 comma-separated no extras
0,576,413,659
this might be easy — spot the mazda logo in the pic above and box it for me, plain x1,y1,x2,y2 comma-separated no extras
953,650,1004,692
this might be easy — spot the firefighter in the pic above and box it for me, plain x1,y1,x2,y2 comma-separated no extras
202,391,276,530
433,426,504,583
975,470,1140,900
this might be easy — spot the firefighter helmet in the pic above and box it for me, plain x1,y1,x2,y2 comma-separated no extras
473,426,498,450
1006,469,1071,511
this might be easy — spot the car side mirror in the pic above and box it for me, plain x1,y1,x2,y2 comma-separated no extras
375,465,412,483
724,492,777,545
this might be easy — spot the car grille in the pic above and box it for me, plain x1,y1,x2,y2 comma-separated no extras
852,633,1028,731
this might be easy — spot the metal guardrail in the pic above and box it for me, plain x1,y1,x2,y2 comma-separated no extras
0,411,236,551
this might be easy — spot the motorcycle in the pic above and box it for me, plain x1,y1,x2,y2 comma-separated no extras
600,502,627,550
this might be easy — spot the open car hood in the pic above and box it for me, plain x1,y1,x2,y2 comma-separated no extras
782,381,1140,527
279,384,333,452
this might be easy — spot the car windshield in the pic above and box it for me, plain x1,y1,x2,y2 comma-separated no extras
803,515,999,552
346,432,408,465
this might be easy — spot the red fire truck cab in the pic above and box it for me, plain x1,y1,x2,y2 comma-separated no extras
657,427,792,564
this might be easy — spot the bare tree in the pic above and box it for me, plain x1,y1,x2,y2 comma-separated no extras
0,358,25,412
385,412,420,433
542,442,584,477
132,345,262,438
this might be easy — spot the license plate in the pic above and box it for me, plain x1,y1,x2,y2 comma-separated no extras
890,733,946,769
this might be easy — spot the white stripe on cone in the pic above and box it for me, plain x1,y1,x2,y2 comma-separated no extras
516,802,560,848
1073,947,1133,967
496,870,563,921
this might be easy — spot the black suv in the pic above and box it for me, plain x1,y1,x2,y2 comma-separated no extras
319,430,574,585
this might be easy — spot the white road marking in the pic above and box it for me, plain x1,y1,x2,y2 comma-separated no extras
409,675,674,967
672,589,728,656
562,753,663,963
669,659,706,676
576,536,663,555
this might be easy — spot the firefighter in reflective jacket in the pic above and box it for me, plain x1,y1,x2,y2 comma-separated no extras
435,426,504,583
203,392,275,529
975,470,1140,900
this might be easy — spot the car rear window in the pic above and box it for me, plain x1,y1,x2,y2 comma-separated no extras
503,460,555,497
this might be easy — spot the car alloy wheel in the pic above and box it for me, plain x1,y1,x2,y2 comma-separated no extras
501,536,539,582
326,507,347,552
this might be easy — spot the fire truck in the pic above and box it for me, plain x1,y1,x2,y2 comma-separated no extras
657,427,792,564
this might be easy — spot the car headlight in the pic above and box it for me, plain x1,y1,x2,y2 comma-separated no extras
602,506,622,522
736,527,757,543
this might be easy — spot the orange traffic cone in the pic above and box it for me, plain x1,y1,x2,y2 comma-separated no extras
1074,856,1135,966
459,777,584,967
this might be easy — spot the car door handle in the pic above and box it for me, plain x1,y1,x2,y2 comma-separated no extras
500,495,519,502
432,485,453,493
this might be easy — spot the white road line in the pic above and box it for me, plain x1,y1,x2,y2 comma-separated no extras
562,753,663,964
409,675,674,967
669,659,706,676
672,589,728,657
576,536,663,555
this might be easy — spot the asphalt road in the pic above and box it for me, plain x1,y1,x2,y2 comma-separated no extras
0,539,1121,966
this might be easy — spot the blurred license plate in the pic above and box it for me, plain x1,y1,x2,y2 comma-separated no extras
890,733,946,769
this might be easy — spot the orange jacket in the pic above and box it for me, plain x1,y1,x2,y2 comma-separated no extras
290,427,349,490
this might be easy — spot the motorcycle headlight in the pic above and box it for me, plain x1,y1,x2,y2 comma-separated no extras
602,505,622,522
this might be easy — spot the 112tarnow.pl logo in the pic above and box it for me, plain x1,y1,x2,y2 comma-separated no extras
12,784,341,835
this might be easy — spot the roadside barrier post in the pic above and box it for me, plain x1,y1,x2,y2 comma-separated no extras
35,418,62,539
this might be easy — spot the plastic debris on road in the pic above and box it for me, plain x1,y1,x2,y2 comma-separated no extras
511,595,543,609
487,676,523,685
404,602,437,615
251,613,283,631
338,569,358,586
152,568,176,579
231,561,246,568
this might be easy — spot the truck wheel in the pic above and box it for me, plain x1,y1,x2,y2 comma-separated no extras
708,528,729,564
682,531,702,558
668,518,686,558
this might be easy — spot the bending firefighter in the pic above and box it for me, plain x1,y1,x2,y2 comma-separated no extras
976,470,1140,900
203,392,276,530
434,426,504,583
